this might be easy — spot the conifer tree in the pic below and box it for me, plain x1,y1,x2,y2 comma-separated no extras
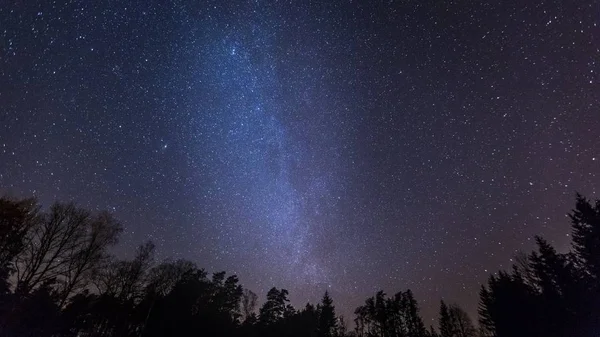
318,291,337,337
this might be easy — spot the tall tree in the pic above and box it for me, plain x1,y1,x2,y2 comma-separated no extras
402,289,427,337
439,301,453,337
56,211,122,305
318,291,337,337
259,288,291,325
569,193,600,280
477,286,495,337
15,202,89,294
478,270,541,337
14,202,122,299
566,193,600,336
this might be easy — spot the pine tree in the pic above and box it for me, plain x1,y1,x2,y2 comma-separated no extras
478,286,495,337
439,300,453,337
403,290,428,337
259,288,290,325
318,291,337,337
569,193,600,280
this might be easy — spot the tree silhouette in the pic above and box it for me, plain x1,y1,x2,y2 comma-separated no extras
402,289,427,337
0,194,598,337
478,194,600,337
438,301,476,337
354,289,427,337
439,301,452,337
14,202,121,300
15,203,90,294
567,193,600,335
259,287,291,325
56,211,122,306
569,193,600,279
93,241,155,302
318,291,337,337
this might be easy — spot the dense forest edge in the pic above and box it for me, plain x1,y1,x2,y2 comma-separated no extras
0,193,598,337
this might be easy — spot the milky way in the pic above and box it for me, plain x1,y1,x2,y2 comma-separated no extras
1,0,599,322
194,9,341,286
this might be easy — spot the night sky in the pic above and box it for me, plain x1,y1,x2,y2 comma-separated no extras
1,0,599,323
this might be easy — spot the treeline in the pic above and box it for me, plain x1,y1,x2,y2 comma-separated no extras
0,194,598,337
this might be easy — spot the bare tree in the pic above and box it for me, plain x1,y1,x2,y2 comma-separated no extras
145,259,196,296
93,241,155,302
56,211,122,305
13,202,122,303
15,203,89,294
448,304,477,337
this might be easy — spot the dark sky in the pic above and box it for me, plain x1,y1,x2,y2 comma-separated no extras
1,0,599,324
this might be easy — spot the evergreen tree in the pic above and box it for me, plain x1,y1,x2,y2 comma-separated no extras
1,194,599,337
402,289,428,337
476,194,600,337
439,300,453,337
477,286,495,337
569,193,600,280
318,291,337,337
566,194,600,335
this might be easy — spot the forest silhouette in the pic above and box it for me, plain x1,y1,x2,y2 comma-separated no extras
0,193,598,337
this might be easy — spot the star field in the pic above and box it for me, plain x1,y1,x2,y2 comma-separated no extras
1,0,599,322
